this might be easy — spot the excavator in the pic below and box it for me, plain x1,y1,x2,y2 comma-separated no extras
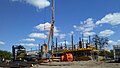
12,45,39,61
12,0,55,62
12,45,26,61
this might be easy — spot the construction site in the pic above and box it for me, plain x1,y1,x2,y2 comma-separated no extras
0,0,120,68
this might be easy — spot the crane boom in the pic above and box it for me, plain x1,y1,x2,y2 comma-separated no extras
47,0,54,55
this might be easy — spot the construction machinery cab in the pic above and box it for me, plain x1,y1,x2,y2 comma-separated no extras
39,44,51,59
12,45,26,61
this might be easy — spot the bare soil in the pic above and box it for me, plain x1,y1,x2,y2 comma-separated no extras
31,61,120,68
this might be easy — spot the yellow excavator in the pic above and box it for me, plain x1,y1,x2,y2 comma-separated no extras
12,45,26,61
12,45,39,61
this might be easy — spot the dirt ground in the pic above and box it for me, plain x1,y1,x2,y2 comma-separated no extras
31,61,120,68
0,61,120,68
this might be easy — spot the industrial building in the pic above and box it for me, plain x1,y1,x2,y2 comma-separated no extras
113,45,120,61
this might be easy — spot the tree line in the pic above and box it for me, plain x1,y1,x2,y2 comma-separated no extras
0,50,12,60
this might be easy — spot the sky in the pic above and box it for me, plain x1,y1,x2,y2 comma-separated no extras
0,0,120,52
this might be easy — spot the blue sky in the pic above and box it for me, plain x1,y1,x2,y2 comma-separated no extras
0,0,120,52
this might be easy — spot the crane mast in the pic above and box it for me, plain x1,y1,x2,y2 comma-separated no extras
51,0,55,56
47,0,55,56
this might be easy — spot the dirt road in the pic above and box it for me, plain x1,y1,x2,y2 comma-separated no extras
32,61,120,68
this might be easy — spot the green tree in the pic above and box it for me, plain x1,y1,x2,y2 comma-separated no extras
92,35,109,50
99,37,109,50
107,50,114,59
92,35,109,61
92,35,100,50
0,50,12,60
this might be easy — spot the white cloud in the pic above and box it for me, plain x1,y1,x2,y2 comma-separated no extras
19,43,38,47
117,40,120,45
108,40,120,45
84,27,93,32
29,33,47,39
68,31,74,36
54,33,66,39
46,32,66,39
96,12,120,25
35,22,50,31
83,38,88,41
84,18,95,28
54,27,59,33
73,18,96,37
35,22,59,33
54,32,59,36
108,40,117,45
99,30,114,37
74,18,95,31
59,34,66,39
58,41,70,45
0,41,5,45
22,38,35,42
83,32,96,37
35,22,65,39
73,25,77,28
11,0,50,9
71,31,74,34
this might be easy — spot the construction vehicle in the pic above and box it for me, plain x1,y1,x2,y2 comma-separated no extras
38,0,55,61
25,51,39,61
12,45,26,61
12,45,39,61
11,0,56,63
0,54,3,63
38,0,73,62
